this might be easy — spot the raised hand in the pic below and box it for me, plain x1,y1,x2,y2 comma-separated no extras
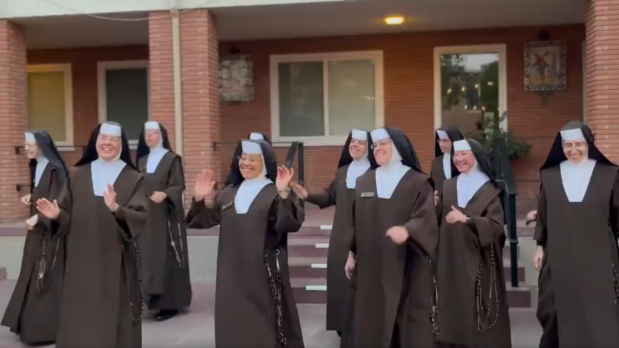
36,199,60,220
276,165,294,191
386,226,409,245
446,206,467,224
194,169,215,201
103,184,118,212
291,182,308,199
21,194,32,206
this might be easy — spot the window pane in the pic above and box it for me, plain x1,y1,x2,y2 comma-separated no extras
106,68,149,140
28,72,67,142
328,60,375,136
440,53,500,138
278,62,324,137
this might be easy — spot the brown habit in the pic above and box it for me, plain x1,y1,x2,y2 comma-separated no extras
2,164,65,344
138,152,192,310
186,185,305,348
430,156,448,195
306,164,358,332
435,180,511,348
347,170,438,348
54,165,146,348
535,163,619,347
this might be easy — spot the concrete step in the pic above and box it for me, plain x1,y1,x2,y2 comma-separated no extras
291,277,534,308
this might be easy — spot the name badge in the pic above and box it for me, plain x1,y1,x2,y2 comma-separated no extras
222,201,234,211
361,192,375,198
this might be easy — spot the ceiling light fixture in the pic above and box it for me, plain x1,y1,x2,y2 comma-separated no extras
384,16,405,25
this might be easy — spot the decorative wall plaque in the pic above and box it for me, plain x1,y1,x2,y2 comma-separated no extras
524,40,566,92
220,54,254,102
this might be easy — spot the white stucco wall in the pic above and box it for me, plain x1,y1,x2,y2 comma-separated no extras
0,0,354,19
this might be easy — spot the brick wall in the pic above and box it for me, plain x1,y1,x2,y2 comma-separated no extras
0,21,29,221
220,24,586,199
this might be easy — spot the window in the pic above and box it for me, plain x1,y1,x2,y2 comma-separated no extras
583,41,587,123
98,61,150,143
434,45,507,138
270,51,384,145
27,64,74,146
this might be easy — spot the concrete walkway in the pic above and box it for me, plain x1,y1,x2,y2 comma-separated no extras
0,280,542,348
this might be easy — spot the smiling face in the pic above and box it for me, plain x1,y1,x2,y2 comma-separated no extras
373,138,393,167
454,150,476,173
563,139,588,164
145,130,162,148
97,133,121,161
349,139,368,160
24,141,39,160
438,138,452,154
239,153,264,180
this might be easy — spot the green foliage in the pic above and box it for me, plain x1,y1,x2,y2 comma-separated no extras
471,112,532,160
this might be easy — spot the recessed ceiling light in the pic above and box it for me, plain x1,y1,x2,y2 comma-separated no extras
384,16,405,25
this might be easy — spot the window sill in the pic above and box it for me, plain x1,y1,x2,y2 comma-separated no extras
271,137,349,147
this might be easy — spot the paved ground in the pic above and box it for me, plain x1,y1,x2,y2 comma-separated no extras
0,280,541,348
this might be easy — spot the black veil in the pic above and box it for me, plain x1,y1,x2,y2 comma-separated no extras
225,139,278,187
75,122,136,170
28,130,69,190
540,121,614,170
337,130,377,169
136,121,173,163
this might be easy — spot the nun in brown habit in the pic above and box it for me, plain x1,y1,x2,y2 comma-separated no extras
343,127,439,348
136,121,191,321
36,122,146,348
434,138,511,348
292,129,375,336
2,131,68,345
430,126,463,195
534,121,619,347
186,139,305,348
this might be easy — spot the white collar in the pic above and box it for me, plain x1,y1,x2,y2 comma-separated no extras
560,158,596,202
375,142,410,199
456,161,490,208
442,153,452,179
34,156,49,187
346,157,370,189
235,177,272,214
146,145,169,174
91,159,126,197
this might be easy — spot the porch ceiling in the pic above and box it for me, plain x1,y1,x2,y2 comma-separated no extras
18,0,584,49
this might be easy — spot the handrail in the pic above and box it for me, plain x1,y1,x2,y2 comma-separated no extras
489,112,519,288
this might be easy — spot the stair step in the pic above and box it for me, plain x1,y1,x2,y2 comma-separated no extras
291,278,533,308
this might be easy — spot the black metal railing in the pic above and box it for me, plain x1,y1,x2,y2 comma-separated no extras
489,124,519,288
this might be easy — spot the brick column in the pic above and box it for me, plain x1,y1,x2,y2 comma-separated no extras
149,12,176,147
586,0,619,162
148,10,220,201
0,21,29,222
180,10,220,198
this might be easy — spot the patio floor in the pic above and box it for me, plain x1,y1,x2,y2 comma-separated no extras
0,280,542,348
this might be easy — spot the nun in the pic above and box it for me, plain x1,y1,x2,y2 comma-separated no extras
431,126,463,193
224,132,272,187
136,121,191,321
344,127,439,348
435,138,511,348
292,129,374,336
2,130,68,345
534,121,619,347
36,122,146,348
186,139,305,348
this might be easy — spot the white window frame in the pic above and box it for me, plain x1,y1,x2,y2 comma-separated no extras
433,44,508,132
27,64,74,147
97,60,150,145
583,41,587,123
270,51,384,146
